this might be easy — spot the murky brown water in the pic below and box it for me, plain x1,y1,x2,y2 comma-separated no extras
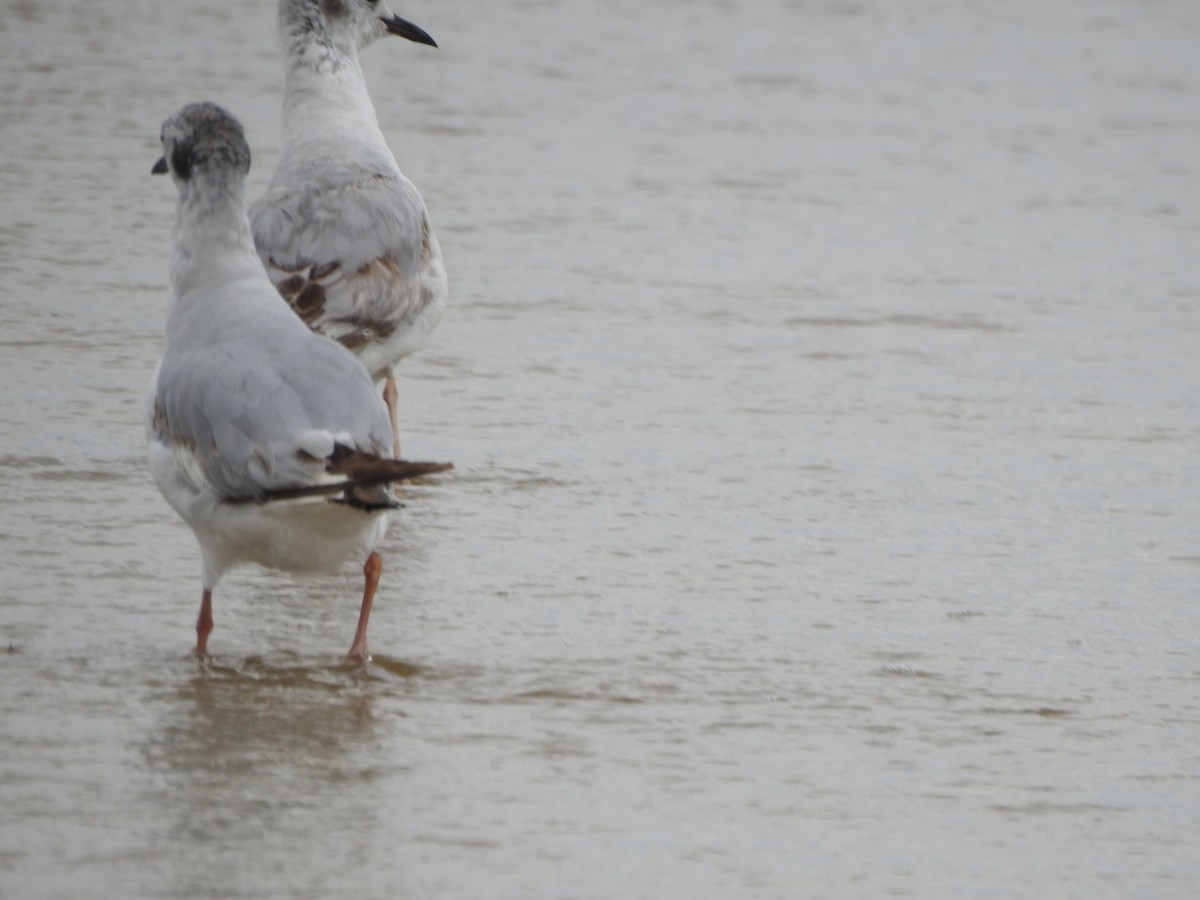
3,0,1199,896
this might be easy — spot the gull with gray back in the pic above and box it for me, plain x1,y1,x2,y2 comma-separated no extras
148,101,450,661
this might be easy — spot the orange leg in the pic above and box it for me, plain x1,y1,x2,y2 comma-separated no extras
347,551,382,662
382,369,401,460
196,589,213,656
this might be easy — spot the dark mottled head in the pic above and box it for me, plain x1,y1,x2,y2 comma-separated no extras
279,0,436,59
151,102,251,183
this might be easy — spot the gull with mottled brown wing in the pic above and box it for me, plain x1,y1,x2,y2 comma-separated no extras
148,102,450,661
250,0,446,460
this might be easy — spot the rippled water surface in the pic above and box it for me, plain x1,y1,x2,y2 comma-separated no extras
2,1,1199,896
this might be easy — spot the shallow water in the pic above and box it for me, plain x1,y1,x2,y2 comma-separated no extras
2,0,1199,896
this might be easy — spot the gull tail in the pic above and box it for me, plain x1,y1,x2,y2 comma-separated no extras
253,443,452,509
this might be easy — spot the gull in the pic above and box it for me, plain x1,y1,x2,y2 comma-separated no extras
250,0,445,460
147,102,450,661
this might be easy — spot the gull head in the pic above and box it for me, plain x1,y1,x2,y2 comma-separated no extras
151,102,251,190
280,0,436,57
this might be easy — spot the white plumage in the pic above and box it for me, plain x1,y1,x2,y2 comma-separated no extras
250,0,445,458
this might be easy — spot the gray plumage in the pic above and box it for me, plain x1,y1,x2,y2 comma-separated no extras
149,101,394,503
147,101,450,659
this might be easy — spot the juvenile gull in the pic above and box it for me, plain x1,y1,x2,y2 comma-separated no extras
250,0,445,459
147,102,450,661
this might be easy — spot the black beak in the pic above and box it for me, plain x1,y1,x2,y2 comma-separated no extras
152,156,169,175
382,15,437,47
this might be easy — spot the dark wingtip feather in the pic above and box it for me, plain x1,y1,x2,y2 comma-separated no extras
327,444,452,486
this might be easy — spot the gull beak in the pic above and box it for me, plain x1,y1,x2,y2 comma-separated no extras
152,156,169,175
382,14,437,47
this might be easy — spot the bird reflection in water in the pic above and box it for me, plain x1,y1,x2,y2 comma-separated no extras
139,652,421,869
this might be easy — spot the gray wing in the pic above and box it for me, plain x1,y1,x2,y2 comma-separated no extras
249,174,441,375
250,172,428,278
153,320,394,500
